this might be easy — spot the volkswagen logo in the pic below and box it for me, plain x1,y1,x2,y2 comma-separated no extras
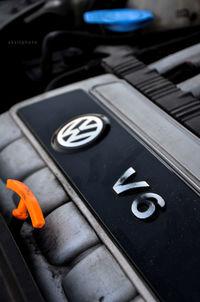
53,114,109,150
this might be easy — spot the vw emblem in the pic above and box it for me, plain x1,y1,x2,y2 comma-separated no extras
53,114,109,150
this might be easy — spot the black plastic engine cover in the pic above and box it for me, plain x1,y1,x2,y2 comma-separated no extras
18,89,200,302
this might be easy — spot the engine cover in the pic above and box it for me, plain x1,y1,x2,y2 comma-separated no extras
1,74,200,302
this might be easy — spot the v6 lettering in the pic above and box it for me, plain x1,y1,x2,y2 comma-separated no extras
113,167,165,220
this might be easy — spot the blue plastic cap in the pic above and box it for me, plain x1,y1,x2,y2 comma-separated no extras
83,9,153,32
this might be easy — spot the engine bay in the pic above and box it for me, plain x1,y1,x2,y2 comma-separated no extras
1,1,200,302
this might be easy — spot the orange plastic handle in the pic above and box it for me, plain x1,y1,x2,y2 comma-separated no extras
7,179,45,228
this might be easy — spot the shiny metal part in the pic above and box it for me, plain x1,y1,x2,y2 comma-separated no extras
55,114,107,149
131,193,165,220
113,167,149,195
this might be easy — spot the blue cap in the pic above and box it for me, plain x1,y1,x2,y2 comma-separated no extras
83,9,153,32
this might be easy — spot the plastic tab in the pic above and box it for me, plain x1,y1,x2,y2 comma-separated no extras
7,179,45,228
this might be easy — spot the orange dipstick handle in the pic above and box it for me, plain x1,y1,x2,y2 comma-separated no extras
7,179,45,228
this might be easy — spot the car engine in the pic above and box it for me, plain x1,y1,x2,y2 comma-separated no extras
0,1,200,302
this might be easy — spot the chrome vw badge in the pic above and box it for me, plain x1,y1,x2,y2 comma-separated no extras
53,114,109,150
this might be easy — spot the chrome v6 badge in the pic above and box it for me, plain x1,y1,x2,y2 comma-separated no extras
52,114,109,150
113,167,165,220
